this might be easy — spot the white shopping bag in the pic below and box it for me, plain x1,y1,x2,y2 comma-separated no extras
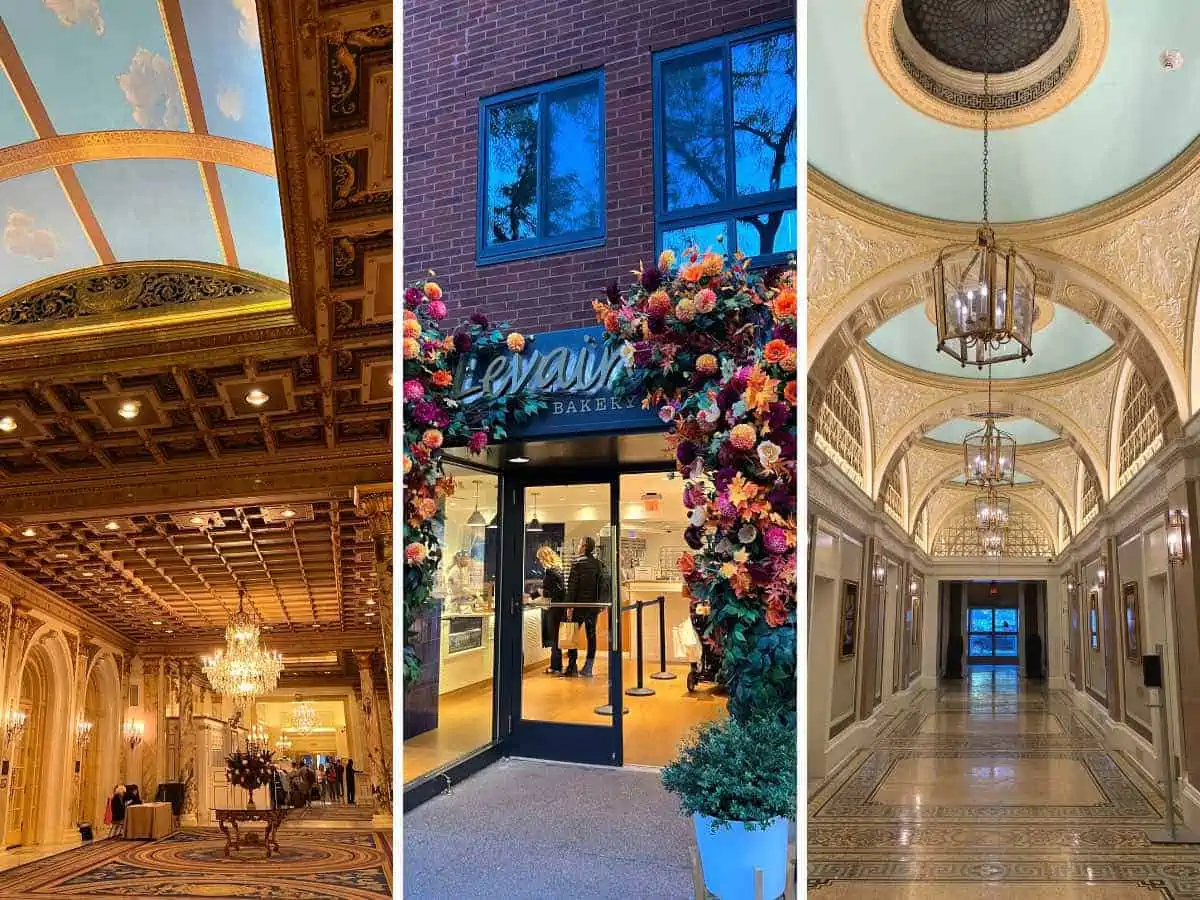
672,619,701,663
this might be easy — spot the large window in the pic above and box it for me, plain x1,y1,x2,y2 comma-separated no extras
478,71,605,263
967,607,1019,660
653,23,796,266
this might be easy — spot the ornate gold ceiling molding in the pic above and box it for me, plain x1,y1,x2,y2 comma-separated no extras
866,0,1108,131
0,262,291,346
0,565,134,652
927,488,1059,556
0,132,276,182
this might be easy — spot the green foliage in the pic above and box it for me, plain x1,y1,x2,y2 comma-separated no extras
661,714,796,830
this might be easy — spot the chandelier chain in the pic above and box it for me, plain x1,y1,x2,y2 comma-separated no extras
981,0,990,226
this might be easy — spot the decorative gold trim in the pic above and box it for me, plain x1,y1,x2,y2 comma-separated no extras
865,0,1109,130
0,132,276,182
0,261,291,345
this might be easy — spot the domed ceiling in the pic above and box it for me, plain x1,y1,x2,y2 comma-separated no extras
0,0,286,300
808,0,1199,559
809,0,1200,221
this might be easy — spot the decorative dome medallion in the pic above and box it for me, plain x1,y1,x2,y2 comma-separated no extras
901,0,1070,74
865,0,1108,129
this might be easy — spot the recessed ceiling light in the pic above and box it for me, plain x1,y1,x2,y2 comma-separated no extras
79,570,94,577
245,388,270,407
117,399,141,420
1161,49,1184,70
311,623,320,629
151,620,162,625
164,629,174,634
323,670,331,675
20,527,36,537
55,552,67,560
189,515,206,526
508,456,530,464
366,599,376,606
281,508,296,519
0,416,16,433
123,600,132,605
104,520,120,531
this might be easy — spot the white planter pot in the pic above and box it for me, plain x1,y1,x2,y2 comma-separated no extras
693,813,789,899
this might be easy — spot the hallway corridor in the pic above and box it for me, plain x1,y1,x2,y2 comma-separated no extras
809,668,1200,898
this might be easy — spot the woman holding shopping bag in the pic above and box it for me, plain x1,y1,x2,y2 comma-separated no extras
531,545,567,675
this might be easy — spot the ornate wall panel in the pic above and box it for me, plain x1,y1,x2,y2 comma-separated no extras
1026,357,1122,483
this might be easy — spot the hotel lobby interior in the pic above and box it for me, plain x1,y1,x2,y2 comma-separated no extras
0,0,393,897
809,2,1200,897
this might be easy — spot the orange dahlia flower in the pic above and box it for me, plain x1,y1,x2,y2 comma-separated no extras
763,339,789,365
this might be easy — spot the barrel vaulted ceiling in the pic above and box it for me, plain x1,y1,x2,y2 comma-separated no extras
0,0,286,294
809,0,1199,559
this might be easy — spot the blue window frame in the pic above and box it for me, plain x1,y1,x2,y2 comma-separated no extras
653,22,796,268
477,70,606,264
968,607,1020,659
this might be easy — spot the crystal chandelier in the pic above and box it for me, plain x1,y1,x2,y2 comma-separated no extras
933,1,1036,369
975,488,1010,531
980,528,1004,557
290,694,319,734
201,589,283,708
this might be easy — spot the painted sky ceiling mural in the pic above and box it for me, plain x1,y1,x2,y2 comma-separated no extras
0,0,286,298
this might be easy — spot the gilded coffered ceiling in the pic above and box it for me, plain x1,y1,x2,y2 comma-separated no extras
808,2,1200,559
0,0,393,647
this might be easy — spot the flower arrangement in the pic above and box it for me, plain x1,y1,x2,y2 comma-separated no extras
225,747,274,809
402,276,546,689
593,249,797,722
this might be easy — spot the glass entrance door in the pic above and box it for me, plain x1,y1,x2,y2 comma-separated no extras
967,606,1019,664
501,476,622,765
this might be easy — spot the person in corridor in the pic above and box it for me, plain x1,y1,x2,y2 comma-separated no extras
565,536,606,677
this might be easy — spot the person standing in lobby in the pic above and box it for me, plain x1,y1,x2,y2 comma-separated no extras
565,537,607,677
334,757,345,803
532,546,567,674
346,758,358,805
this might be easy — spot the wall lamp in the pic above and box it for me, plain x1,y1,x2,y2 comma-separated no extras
1066,572,1076,596
1097,557,1108,590
872,554,887,586
75,719,93,751
3,705,26,748
1167,508,1187,566
123,719,144,750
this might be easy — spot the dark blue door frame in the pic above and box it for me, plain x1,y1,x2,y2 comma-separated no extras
498,466,624,765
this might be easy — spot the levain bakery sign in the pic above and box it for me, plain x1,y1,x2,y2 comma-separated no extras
452,326,661,438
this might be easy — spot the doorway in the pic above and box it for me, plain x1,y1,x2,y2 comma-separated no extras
967,606,1020,665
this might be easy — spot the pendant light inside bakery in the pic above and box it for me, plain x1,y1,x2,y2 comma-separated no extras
526,492,543,533
466,480,486,529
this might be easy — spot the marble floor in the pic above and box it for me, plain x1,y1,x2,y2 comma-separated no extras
809,666,1200,899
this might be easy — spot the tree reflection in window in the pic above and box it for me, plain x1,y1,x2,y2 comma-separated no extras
480,72,604,261
655,23,796,265
968,607,1019,659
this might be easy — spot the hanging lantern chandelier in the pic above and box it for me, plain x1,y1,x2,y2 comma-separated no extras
963,364,1017,488
975,488,1011,531
980,528,1004,557
201,589,284,709
933,1,1036,369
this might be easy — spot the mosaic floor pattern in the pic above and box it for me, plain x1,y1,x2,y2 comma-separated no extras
809,666,1200,899
0,828,391,899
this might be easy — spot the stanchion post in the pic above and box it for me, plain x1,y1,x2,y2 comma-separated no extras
596,601,636,717
651,594,677,680
627,600,655,696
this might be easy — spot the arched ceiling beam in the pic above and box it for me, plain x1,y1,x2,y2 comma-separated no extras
873,389,1108,505
928,492,1059,556
0,132,276,182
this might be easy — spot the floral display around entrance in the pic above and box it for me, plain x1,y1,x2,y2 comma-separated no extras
401,278,545,689
593,250,798,722
224,747,274,809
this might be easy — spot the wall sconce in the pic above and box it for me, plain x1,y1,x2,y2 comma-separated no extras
1167,508,1187,566
123,719,144,750
75,719,93,751
1097,558,1108,589
908,576,919,598
872,554,887,586
1066,572,1076,596
4,706,26,747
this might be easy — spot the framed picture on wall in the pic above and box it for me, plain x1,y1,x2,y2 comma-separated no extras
839,580,859,659
1122,580,1142,663
1088,592,1100,652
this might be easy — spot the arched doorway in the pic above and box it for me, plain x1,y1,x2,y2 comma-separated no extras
77,655,120,829
6,648,48,846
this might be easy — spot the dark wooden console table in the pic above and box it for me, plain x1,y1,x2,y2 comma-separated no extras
213,807,286,858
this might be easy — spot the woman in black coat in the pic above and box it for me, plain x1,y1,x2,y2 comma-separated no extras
109,785,127,838
346,758,358,805
566,537,606,677
532,546,567,674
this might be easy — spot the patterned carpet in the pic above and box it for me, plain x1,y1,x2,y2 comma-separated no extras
0,828,392,898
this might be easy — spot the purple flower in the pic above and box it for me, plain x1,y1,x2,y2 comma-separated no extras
768,403,791,431
773,322,796,345
403,380,425,402
404,287,422,305
717,443,739,467
716,386,739,411
683,484,704,509
764,527,789,554
767,484,792,514
453,330,472,353
470,312,490,327
411,400,436,425
684,526,704,550
747,562,773,584
676,442,698,467
606,279,621,303
633,344,654,367
641,264,662,292
647,315,666,335
714,466,736,493
468,431,489,454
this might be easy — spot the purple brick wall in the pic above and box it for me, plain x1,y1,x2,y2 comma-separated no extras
402,0,794,333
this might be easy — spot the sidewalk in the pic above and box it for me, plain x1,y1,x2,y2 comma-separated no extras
404,758,696,899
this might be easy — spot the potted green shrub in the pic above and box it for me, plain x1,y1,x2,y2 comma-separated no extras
662,714,795,899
